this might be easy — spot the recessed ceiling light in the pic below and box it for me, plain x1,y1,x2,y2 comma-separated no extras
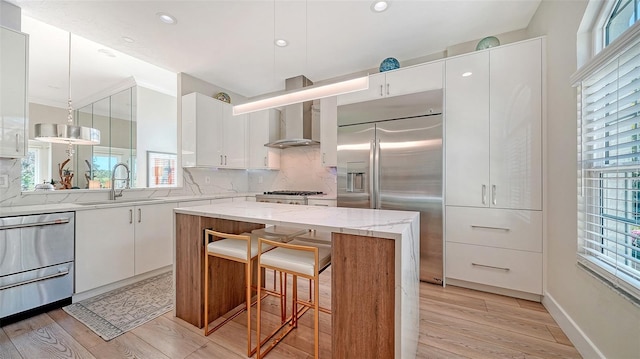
371,1,389,12
157,12,177,25
462,72,473,77
122,36,135,43
274,39,288,47
98,48,116,58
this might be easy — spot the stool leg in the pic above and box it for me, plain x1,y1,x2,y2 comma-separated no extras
256,261,262,359
292,275,298,329
314,276,320,358
203,252,209,336
246,259,252,357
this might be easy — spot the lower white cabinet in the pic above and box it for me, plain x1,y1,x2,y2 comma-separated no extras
445,206,542,295
307,198,337,207
133,202,176,276
75,202,175,293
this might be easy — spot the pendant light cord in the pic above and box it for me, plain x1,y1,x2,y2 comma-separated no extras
67,32,73,125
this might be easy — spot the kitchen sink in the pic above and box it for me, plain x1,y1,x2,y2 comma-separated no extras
76,198,164,206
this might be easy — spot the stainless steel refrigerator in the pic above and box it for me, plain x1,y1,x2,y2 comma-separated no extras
337,91,443,284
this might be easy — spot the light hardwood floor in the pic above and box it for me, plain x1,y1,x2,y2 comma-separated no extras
0,268,581,358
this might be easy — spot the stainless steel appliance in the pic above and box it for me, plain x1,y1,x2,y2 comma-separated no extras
337,90,443,284
0,212,75,319
256,191,324,205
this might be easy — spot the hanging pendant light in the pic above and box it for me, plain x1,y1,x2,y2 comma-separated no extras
34,32,100,155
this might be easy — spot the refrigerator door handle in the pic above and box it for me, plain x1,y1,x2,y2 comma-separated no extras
369,140,376,209
375,138,381,209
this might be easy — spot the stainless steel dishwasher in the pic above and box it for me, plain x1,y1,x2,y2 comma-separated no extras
0,212,75,319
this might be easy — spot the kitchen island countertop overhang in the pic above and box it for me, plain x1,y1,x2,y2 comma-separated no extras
173,201,420,358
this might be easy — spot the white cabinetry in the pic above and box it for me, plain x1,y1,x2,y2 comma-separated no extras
445,38,542,210
337,61,443,106
319,97,337,167
0,27,28,158
182,92,247,168
76,202,175,293
307,198,337,207
248,109,280,169
133,202,175,275
444,38,544,297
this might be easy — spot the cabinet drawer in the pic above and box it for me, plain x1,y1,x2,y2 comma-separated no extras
445,206,541,252
445,242,542,294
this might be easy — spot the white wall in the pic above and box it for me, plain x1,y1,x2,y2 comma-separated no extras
527,1,640,358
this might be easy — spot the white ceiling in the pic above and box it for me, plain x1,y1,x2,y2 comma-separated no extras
12,0,541,106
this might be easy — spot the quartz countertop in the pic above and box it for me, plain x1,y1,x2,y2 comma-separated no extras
0,193,258,217
175,200,418,240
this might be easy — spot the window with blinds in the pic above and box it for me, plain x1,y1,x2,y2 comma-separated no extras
578,37,640,301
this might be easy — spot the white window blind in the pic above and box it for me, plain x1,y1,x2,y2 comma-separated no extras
577,35,640,301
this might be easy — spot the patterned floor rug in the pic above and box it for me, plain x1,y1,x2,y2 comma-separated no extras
63,271,174,341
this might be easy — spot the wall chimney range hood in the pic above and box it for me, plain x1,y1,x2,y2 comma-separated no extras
264,75,320,149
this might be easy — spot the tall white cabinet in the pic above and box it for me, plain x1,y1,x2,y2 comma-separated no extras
444,38,544,298
0,27,28,158
247,109,281,170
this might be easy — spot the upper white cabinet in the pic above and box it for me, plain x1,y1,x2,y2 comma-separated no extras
337,61,444,106
182,92,247,168
320,97,337,167
445,38,542,211
247,109,281,170
0,27,28,158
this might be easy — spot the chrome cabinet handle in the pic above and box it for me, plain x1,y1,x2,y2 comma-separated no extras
471,225,510,231
492,185,497,205
386,83,390,95
15,134,19,152
472,263,510,272
0,268,70,291
138,208,142,223
264,156,267,167
224,155,227,165
322,152,326,164
379,85,383,97
129,209,133,224
482,185,486,205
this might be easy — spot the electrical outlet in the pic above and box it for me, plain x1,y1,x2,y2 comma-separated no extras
0,175,8,188
205,176,211,184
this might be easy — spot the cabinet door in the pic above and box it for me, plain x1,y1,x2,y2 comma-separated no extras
248,109,280,169
320,97,337,167
75,207,135,293
337,73,386,106
385,61,443,98
445,51,490,207
223,104,247,168
0,28,27,158
489,39,542,210
182,93,223,167
134,202,175,275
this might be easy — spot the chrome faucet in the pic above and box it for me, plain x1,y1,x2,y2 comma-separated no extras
109,162,131,200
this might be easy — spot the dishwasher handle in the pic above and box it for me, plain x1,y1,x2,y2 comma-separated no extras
0,268,70,291
0,218,71,231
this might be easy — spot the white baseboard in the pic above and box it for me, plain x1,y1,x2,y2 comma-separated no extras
72,266,172,302
542,292,604,359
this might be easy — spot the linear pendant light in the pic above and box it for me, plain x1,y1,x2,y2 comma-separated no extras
34,32,100,152
232,76,369,116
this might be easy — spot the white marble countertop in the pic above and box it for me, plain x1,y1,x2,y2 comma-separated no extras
175,201,418,240
0,193,257,217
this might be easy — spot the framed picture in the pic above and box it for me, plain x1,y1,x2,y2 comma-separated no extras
147,151,177,188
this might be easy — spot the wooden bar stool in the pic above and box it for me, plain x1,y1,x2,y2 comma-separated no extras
256,232,332,358
203,229,281,357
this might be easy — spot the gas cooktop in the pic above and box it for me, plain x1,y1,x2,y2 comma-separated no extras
262,191,324,196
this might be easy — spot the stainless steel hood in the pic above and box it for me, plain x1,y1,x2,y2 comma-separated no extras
265,75,320,148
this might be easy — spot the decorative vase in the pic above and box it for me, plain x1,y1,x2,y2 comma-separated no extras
379,57,400,72
214,92,231,103
476,36,500,50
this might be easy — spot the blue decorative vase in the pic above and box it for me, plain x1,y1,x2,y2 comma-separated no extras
379,57,400,72
476,36,500,50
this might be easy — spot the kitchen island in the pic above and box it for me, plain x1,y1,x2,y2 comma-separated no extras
173,201,420,358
